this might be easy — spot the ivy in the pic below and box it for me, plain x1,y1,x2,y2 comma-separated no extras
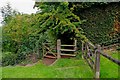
75,2,120,44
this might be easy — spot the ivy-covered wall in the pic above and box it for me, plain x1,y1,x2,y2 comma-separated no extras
77,3,120,45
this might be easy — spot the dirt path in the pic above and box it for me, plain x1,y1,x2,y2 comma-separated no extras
42,55,75,66
42,58,57,66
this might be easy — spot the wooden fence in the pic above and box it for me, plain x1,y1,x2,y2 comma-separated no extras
42,39,77,59
42,39,120,78
82,41,120,78
42,43,57,59
101,43,120,50
57,39,77,58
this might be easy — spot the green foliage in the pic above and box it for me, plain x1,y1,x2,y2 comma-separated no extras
2,52,17,66
33,2,90,53
2,2,120,66
2,14,49,66
75,2,120,44
3,14,33,52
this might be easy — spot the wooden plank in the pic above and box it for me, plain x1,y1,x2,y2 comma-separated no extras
102,43,120,50
82,42,84,59
87,42,96,49
42,45,46,58
60,53,76,56
57,39,61,59
87,53,95,65
46,52,57,57
44,55,57,59
61,45,75,47
47,52,57,54
84,56,94,69
74,40,77,50
60,49,76,52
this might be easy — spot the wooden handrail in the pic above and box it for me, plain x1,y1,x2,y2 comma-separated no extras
86,53,95,65
86,41,96,49
84,56,94,69
99,50,120,66
102,43,120,49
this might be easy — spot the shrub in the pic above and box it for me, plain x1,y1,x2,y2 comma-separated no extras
2,52,17,66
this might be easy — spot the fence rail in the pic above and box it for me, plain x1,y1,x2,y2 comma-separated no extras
82,41,120,78
42,39,120,78
102,43,120,50
42,42,57,58
100,50,120,66
82,42,100,78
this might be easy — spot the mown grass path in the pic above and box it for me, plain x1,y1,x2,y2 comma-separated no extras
2,58,94,78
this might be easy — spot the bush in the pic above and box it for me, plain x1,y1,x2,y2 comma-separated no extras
2,32,50,66
2,52,17,66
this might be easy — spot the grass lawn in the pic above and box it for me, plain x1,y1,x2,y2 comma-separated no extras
100,56,119,78
2,58,94,78
0,67,2,79
100,50,120,78
2,51,120,78
110,51,120,60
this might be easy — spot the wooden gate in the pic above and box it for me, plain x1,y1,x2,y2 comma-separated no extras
57,39,77,58
82,42,100,78
42,39,77,59
42,43,57,59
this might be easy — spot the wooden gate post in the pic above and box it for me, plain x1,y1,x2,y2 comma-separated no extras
42,43,45,59
95,44,101,78
74,40,77,51
57,39,61,59
82,41,84,59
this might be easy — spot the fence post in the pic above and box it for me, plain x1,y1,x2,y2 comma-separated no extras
42,43,45,59
57,39,61,59
82,42,84,59
74,40,77,51
95,44,101,78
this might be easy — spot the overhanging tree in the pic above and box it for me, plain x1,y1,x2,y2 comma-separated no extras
34,2,88,43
